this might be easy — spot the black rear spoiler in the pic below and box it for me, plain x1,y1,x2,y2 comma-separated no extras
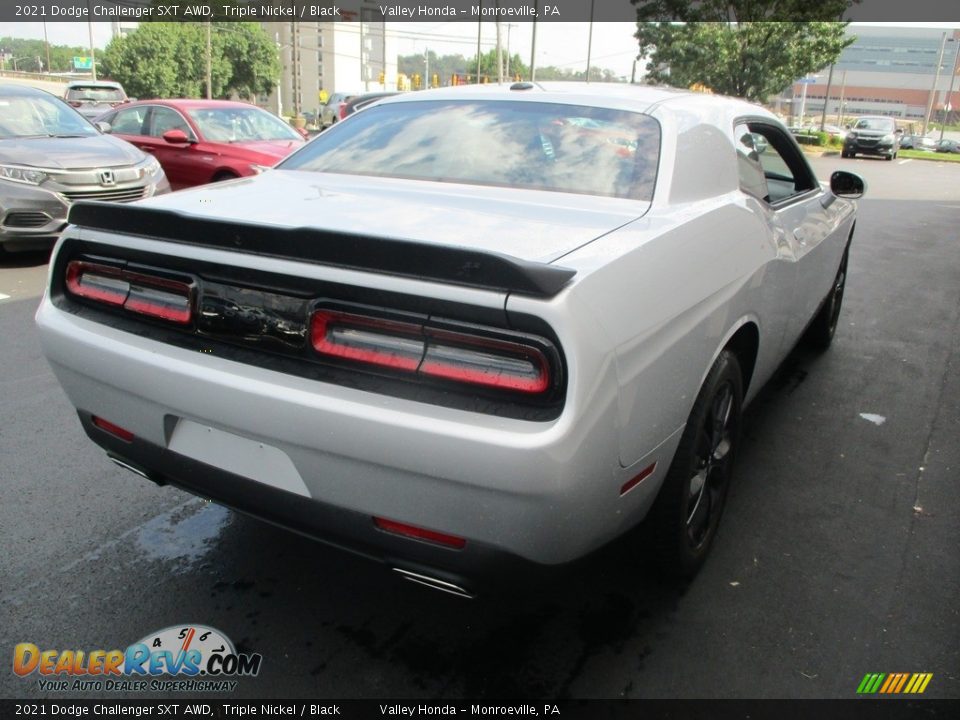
67,202,576,298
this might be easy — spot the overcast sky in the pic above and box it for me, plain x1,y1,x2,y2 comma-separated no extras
2,21,956,80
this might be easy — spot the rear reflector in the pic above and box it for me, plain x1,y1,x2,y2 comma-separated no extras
620,461,657,496
65,261,193,325
92,416,135,442
374,517,466,549
310,308,551,394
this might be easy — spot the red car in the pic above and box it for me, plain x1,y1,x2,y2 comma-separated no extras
95,99,306,190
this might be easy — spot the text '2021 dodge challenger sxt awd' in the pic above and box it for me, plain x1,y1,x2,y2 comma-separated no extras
36,84,864,597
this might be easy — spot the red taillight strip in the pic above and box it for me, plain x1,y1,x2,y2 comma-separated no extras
65,261,128,306
421,330,550,394
373,517,466,549
311,310,424,370
65,260,193,325
92,416,135,442
310,309,553,395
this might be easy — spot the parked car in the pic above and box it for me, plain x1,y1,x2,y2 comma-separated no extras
0,84,168,255
319,91,360,127
95,99,305,190
899,134,937,151
340,92,400,121
63,80,130,120
842,116,902,159
36,84,863,595
935,138,960,154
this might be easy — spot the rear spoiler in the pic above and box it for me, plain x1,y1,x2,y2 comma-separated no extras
67,202,576,298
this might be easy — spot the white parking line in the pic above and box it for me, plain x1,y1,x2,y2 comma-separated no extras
898,159,912,165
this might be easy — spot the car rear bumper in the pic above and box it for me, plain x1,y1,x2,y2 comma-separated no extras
844,139,895,156
36,297,672,575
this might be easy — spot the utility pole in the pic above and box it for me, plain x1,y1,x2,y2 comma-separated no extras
505,23,515,79
837,70,847,126
819,63,835,131
86,8,97,81
530,2,537,81
424,48,429,89
939,39,959,142
476,2,482,84
923,32,948,136
43,22,51,74
496,17,503,84
205,22,212,100
585,0,595,82
291,20,301,116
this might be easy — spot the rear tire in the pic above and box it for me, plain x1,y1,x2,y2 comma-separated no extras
805,246,849,350
647,350,743,578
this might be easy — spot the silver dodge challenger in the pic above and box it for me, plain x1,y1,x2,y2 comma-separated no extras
36,83,864,597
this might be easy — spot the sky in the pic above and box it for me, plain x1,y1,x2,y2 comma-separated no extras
2,21,957,81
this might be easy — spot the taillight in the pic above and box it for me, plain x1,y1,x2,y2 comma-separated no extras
338,102,347,120
65,260,194,325
310,308,552,394
68,101,82,108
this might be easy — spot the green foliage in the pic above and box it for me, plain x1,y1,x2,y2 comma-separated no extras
99,22,279,100
632,1,858,101
0,36,89,73
397,51,625,86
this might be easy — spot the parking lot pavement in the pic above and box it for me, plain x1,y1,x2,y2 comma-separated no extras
1,159,958,700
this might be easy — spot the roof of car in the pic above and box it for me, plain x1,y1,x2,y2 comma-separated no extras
122,98,262,110
66,80,123,88
0,83,57,97
374,82,764,117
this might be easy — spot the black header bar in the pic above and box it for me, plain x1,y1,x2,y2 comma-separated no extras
1,1,958,23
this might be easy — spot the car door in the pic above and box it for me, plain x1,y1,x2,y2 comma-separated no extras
140,106,202,190
735,120,847,348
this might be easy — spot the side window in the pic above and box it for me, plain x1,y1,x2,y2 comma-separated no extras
111,107,146,135
149,107,193,139
734,124,769,202
736,121,817,205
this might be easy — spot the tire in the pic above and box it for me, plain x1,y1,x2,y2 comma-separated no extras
647,350,743,578
805,246,849,350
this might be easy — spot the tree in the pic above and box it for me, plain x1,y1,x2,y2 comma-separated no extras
632,1,858,101
465,49,530,82
99,23,279,100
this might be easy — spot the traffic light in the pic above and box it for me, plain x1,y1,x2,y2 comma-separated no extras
378,71,385,85
413,73,421,90
432,73,439,88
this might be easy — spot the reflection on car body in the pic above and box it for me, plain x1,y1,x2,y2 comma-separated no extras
37,84,864,596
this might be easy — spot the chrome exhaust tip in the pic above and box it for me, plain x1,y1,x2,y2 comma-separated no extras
393,568,475,599
107,455,163,485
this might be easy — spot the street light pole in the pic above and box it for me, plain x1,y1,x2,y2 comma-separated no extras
923,32,948,136
939,39,959,143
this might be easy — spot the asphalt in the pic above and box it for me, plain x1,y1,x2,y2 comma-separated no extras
0,157,958,700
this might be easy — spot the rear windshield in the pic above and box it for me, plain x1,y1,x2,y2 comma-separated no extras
281,100,661,200
853,117,895,132
67,86,125,102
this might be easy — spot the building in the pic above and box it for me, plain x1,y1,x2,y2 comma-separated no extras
786,25,960,128
263,9,398,119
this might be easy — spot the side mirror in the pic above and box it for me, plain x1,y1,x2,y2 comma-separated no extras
895,128,904,135
830,170,865,199
162,129,192,144
95,121,112,134
844,124,851,130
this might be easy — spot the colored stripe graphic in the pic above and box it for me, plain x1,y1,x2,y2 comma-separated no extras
857,673,932,694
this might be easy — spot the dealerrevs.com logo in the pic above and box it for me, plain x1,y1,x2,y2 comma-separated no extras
12,624,262,693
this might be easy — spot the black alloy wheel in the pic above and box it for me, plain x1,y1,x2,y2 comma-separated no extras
648,350,743,577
